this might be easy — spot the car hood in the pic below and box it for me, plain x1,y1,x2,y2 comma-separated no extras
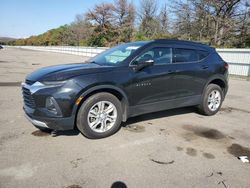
26,63,113,82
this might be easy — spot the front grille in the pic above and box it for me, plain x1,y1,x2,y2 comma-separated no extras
22,87,36,108
25,79,35,85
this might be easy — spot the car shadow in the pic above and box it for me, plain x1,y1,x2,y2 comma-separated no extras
48,107,198,137
122,106,197,127
53,129,80,136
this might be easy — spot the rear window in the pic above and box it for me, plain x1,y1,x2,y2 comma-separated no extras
173,48,209,63
197,50,209,60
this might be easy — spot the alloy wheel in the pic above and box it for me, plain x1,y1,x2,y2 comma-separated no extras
87,101,117,133
207,90,221,111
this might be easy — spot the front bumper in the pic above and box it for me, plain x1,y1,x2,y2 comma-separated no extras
25,113,49,128
21,79,82,130
24,109,75,130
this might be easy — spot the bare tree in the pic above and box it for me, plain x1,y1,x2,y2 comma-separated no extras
70,14,92,45
86,3,116,46
138,0,160,37
235,1,250,47
172,1,194,40
114,0,136,42
86,3,115,28
171,0,249,46
204,0,242,45
159,3,169,34
14,0,249,47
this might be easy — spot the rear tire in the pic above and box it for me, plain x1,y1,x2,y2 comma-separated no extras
76,92,122,139
198,84,223,116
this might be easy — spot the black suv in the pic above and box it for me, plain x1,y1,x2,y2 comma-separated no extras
22,40,228,138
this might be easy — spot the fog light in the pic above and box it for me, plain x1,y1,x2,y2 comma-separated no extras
45,97,61,115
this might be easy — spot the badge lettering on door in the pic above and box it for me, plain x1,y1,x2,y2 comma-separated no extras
136,82,151,87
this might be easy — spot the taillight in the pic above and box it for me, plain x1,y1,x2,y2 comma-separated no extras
224,62,229,69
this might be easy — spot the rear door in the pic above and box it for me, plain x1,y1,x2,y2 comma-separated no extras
171,47,210,98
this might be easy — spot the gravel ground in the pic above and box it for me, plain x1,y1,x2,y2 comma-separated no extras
0,47,250,188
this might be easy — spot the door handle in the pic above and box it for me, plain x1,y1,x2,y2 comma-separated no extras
201,65,209,69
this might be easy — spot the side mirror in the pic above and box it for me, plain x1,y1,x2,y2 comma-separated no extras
132,59,154,72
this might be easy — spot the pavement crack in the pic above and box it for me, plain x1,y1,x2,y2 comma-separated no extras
150,159,174,165
220,107,250,114
206,172,213,177
218,180,227,188
70,158,83,168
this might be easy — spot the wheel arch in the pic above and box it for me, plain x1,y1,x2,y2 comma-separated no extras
73,85,129,128
204,75,228,97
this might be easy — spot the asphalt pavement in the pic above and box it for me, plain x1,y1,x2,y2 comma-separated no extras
0,47,250,188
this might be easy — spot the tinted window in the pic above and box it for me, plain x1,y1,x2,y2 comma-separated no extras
173,48,198,63
197,50,209,60
173,48,209,63
135,47,172,65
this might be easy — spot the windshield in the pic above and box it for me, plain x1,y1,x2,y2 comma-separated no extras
88,42,148,66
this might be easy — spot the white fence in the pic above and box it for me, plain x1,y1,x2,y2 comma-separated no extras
12,46,109,57
7,46,250,77
216,49,250,77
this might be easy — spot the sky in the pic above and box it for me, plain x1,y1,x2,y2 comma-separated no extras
0,0,146,38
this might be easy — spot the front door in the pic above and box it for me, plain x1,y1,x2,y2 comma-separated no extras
126,46,178,107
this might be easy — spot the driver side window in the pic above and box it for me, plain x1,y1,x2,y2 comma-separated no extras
134,47,172,65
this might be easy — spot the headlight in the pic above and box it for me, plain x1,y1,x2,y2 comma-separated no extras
41,80,66,86
24,81,66,94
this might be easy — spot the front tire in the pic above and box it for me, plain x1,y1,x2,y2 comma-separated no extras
76,92,122,139
198,84,223,116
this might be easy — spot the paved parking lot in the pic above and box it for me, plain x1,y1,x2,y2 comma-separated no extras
0,48,250,188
